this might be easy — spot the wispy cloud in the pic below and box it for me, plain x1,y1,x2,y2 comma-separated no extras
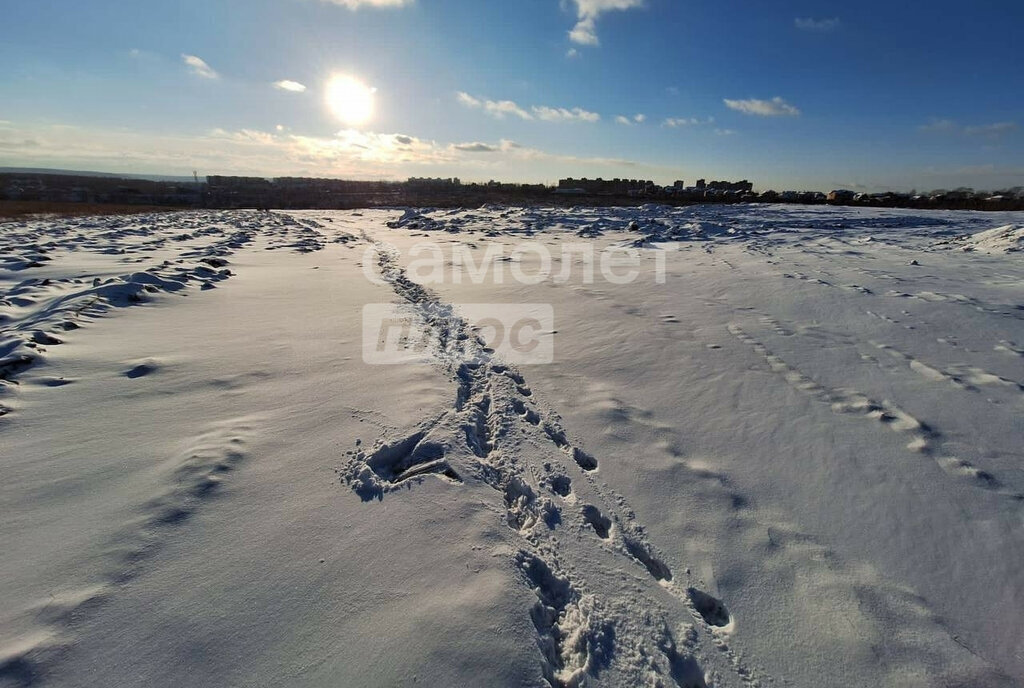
456,92,534,120
0,119,651,180
488,101,533,120
663,116,732,135
456,92,481,108
454,142,499,153
318,0,413,8
452,140,526,154
128,48,159,61
457,92,600,123
920,118,1018,138
532,105,600,122
965,121,1018,137
566,48,580,58
663,116,714,127
723,97,800,117
567,0,644,46
919,118,957,133
273,80,307,93
231,127,459,166
181,54,218,79
615,113,646,126
795,17,840,31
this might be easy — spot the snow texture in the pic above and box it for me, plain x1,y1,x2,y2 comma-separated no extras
1,204,1023,687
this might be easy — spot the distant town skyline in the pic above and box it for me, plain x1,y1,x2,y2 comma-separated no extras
1,0,1022,193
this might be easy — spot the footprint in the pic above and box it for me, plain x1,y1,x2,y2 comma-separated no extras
548,474,572,497
124,362,158,379
35,377,75,388
31,331,63,346
623,535,672,581
353,431,462,500
660,629,708,688
511,398,541,425
572,447,598,472
687,588,730,628
581,505,611,539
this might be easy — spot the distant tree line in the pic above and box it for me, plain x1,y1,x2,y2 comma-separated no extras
3,173,1023,212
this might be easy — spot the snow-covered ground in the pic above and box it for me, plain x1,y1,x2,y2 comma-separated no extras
2,204,1023,687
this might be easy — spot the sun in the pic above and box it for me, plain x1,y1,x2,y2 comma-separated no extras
325,74,375,127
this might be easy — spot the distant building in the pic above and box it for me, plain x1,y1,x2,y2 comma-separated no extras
707,179,753,193
556,177,654,195
827,189,856,204
407,177,461,188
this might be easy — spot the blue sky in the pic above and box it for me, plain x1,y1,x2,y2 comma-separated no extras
1,0,1022,191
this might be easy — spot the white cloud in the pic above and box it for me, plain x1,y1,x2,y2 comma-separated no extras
723,97,800,117
456,91,481,108
456,92,534,120
569,19,600,46
566,48,580,58
567,0,644,46
181,54,218,79
458,92,600,123
714,128,737,136
279,128,458,166
0,119,655,181
273,80,307,93
318,0,413,8
454,142,499,153
663,116,714,127
486,100,533,120
615,113,646,125
795,17,840,31
451,140,528,154
532,105,600,123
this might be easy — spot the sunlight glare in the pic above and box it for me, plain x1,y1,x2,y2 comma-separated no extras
325,74,375,126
